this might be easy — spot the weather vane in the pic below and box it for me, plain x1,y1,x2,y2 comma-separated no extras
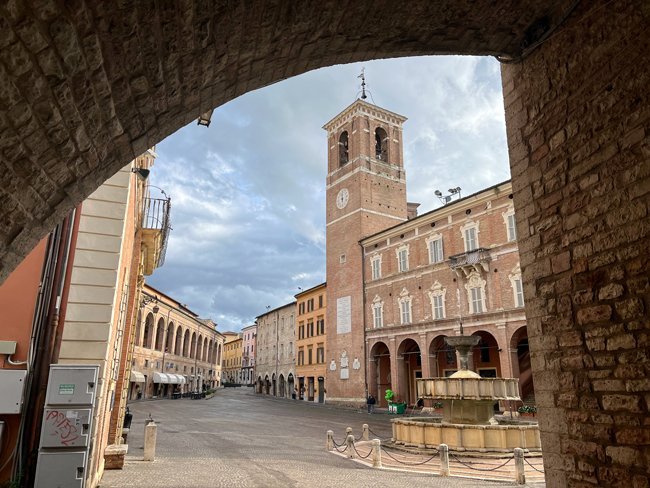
358,68,367,100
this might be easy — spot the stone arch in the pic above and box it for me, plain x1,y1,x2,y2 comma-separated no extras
154,316,165,351
183,329,190,357
202,338,208,362
134,310,142,347
197,334,203,360
429,335,455,377
142,312,155,348
397,337,421,405
208,340,214,363
510,326,533,402
264,375,270,395
471,330,501,377
368,341,391,407
165,322,175,353
374,126,388,161
174,326,183,355
279,373,285,398
190,332,197,359
338,131,349,166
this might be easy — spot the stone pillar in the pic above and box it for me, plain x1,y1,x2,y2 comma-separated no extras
326,430,333,451
418,333,431,379
346,434,355,459
514,448,525,485
439,443,449,476
143,422,157,461
362,424,369,441
388,338,399,403
372,439,381,468
502,1,648,486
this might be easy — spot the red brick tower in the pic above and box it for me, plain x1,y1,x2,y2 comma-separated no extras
323,99,408,405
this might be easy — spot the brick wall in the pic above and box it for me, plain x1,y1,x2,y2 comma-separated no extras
502,1,649,485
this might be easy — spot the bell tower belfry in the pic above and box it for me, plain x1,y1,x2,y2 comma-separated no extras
323,99,408,405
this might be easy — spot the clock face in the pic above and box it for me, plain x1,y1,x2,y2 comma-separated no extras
336,188,349,209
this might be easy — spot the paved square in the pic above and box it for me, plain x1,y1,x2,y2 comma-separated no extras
100,388,545,487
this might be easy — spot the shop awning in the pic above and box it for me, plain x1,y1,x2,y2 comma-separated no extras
130,370,145,383
153,372,170,384
167,374,186,384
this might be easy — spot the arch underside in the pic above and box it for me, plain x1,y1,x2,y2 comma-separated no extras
0,1,570,280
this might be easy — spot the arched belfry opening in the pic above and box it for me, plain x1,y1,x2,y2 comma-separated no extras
338,131,349,166
374,127,388,161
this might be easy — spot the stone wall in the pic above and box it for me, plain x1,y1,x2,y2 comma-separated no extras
502,1,649,485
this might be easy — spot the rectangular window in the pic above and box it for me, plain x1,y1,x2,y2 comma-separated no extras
316,345,324,363
298,349,304,365
371,258,381,280
373,304,383,328
471,287,483,313
428,238,444,263
307,298,314,312
308,347,313,365
318,295,323,308
398,248,408,272
507,214,517,241
515,278,524,307
400,300,411,324
465,227,478,251
298,324,304,339
433,295,444,319
307,320,314,338
317,318,325,335
299,302,305,315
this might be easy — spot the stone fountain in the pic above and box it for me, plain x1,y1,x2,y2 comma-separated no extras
390,334,541,453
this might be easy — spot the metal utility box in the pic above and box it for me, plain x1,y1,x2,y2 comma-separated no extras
34,450,87,488
0,369,27,414
40,408,92,448
45,365,99,406
0,421,4,455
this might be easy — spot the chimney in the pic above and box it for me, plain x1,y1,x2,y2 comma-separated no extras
407,202,420,220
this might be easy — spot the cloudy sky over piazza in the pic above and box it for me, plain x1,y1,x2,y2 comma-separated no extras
145,55,510,332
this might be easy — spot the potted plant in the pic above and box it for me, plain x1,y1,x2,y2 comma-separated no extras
518,405,537,417
433,401,444,413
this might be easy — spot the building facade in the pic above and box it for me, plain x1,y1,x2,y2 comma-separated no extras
323,100,409,406
241,324,257,385
361,181,529,407
131,284,224,398
255,302,296,398
222,332,243,384
295,283,327,402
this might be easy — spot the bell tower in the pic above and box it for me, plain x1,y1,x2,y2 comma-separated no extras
323,99,408,405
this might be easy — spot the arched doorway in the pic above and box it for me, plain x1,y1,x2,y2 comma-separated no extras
368,342,391,407
256,376,263,394
429,335,456,377
264,375,270,395
510,326,533,402
287,373,295,399
471,331,501,377
397,338,421,405
272,373,277,396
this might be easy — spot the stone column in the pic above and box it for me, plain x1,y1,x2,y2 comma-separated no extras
143,422,157,461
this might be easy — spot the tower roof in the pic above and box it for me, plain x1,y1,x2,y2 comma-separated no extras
322,99,407,133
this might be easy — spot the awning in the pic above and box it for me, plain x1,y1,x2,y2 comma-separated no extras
153,372,170,384
167,374,185,384
130,371,145,383
177,375,187,384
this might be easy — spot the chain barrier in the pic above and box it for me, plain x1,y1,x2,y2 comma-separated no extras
332,443,348,453
352,444,373,459
379,445,438,466
449,453,514,472
331,437,345,448
524,456,545,474
367,427,392,442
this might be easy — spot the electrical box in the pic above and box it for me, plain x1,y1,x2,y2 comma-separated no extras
34,450,87,488
0,341,16,354
0,421,4,455
40,408,92,448
0,369,26,414
45,365,99,406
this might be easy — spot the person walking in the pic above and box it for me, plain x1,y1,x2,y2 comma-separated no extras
367,394,376,414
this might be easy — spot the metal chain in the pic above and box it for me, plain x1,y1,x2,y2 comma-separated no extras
333,443,348,453
524,456,545,473
353,444,373,459
449,453,513,471
331,438,345,448
379,445,438,466
367,427,392,442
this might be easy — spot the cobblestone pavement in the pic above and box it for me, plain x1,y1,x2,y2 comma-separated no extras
100,388,545,488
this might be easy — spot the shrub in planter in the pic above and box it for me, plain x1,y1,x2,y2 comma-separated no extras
433,401,443,410
518,405,537,415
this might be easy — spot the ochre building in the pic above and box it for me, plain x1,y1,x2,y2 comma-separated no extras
295,283,327,402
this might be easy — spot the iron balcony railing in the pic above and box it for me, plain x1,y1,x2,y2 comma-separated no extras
141,196,171,267
448,248,490,269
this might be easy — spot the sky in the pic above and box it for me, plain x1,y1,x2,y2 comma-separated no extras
146,55,510,332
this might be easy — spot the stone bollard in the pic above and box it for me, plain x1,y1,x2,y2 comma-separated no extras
514,448,525,484
346,434,355,459
439,443,450,476
326,430,334,451
143,422,157,461
372,439,382,468
362,424,369,441
345,426,353,439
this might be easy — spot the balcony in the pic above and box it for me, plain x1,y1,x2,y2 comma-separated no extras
141,196,171,275
448,248,490,275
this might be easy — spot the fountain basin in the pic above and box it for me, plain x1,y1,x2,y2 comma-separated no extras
391,417,541,453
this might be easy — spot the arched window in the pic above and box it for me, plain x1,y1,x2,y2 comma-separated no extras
183,330,190,357
175,327,182,355
375,127,388,161
339,131,349,166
